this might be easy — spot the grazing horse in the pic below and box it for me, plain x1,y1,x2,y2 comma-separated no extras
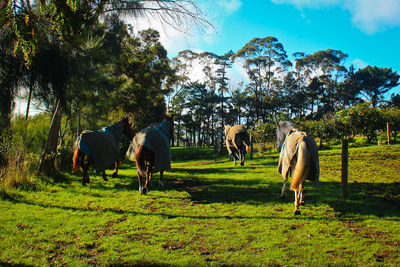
276,121,320,215
126,115,173,195
224,125,251,166
72,117,133,186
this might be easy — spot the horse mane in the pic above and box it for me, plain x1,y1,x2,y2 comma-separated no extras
277,121,295,136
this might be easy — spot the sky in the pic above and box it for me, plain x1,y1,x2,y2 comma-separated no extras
132,0,400,95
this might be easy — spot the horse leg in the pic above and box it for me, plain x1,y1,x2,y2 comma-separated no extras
112,161,119,178
299,181,305,205
240,150,245,166
102,171,108,182
280,175,288,199
294,190,301,215
159,170,164,187
137,173,143,193
142,168,151,195
82,162,90,186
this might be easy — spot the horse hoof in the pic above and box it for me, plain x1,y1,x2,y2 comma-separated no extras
112,172,117,178
280,194,285,199
141,188,148,195
103,177,109,181
240,162,244,166
299,201,305,206
294,210,301,215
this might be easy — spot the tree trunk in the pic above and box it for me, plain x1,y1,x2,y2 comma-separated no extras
38,99,63,174
25,76,34,120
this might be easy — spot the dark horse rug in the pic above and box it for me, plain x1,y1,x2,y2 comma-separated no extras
126,120,171,174
76,122,124,174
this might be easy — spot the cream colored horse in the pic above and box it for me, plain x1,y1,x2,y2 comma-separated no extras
276,121,319,215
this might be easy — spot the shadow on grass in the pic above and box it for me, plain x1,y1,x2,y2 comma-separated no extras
58,147,400,219
66,175,400,219
15,171,400,221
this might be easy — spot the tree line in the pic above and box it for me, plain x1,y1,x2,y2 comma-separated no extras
1,0,400,176
167,40,400,147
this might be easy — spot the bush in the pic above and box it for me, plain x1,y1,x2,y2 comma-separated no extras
11,114,50,155
252,122,276,154
0,137,39,194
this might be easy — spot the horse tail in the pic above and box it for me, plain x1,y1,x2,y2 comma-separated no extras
243,138,251,153
72,146,81,173
135,144,146,177
290,141,307,191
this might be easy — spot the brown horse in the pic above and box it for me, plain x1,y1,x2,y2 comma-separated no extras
224,125,251,166
126,115,173,195
72,117,133,186
276,121,319,215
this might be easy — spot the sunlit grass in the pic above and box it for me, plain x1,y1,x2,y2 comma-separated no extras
1,145,400,266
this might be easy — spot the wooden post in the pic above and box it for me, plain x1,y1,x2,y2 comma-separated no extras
341,139,348,199
249,131,253,160
387,122,390,145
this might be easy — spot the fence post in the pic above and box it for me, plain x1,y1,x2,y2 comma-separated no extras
341,139,348,199
387,122,390,145
249,131,253,160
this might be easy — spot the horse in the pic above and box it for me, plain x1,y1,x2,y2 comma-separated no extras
126,115,173,195
276,121,320,215
72,117,133,186
224,125,251,166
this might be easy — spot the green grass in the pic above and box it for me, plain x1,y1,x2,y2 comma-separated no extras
1,145,400,266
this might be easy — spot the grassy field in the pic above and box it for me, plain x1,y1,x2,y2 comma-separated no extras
1,145,400,266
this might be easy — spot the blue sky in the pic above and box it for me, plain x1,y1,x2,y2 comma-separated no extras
134,0,400,95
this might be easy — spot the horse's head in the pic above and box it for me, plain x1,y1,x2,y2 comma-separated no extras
163,114,174,139
276,121,295,152
122,117,134,140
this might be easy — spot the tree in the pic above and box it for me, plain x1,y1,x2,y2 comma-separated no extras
351,66,400,107
3,0,209,66
234,36,291,122
118,29,173,130
0,25,25,130
335,103,384,142
3,0,210,173
388,93,400,108
294,49,348,117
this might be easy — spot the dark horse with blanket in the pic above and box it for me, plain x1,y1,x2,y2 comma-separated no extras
276,121,319,215
72,117,133,186
126,115,173,195
224,125,251,166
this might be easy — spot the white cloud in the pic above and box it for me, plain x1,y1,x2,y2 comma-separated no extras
271,0,400,34
349,0,400,34
217,0,243,14
271,0,340,9
352,58,368,69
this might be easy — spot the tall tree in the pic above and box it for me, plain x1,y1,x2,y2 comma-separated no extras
0,25,25,130
234,36,291,121
295,49,348,117
118,29,173,130
350,66,400,107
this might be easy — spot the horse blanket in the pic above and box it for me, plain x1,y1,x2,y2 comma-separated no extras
225,125,250,155
277,129,320,185
126,122,171,173
77,124,122,174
